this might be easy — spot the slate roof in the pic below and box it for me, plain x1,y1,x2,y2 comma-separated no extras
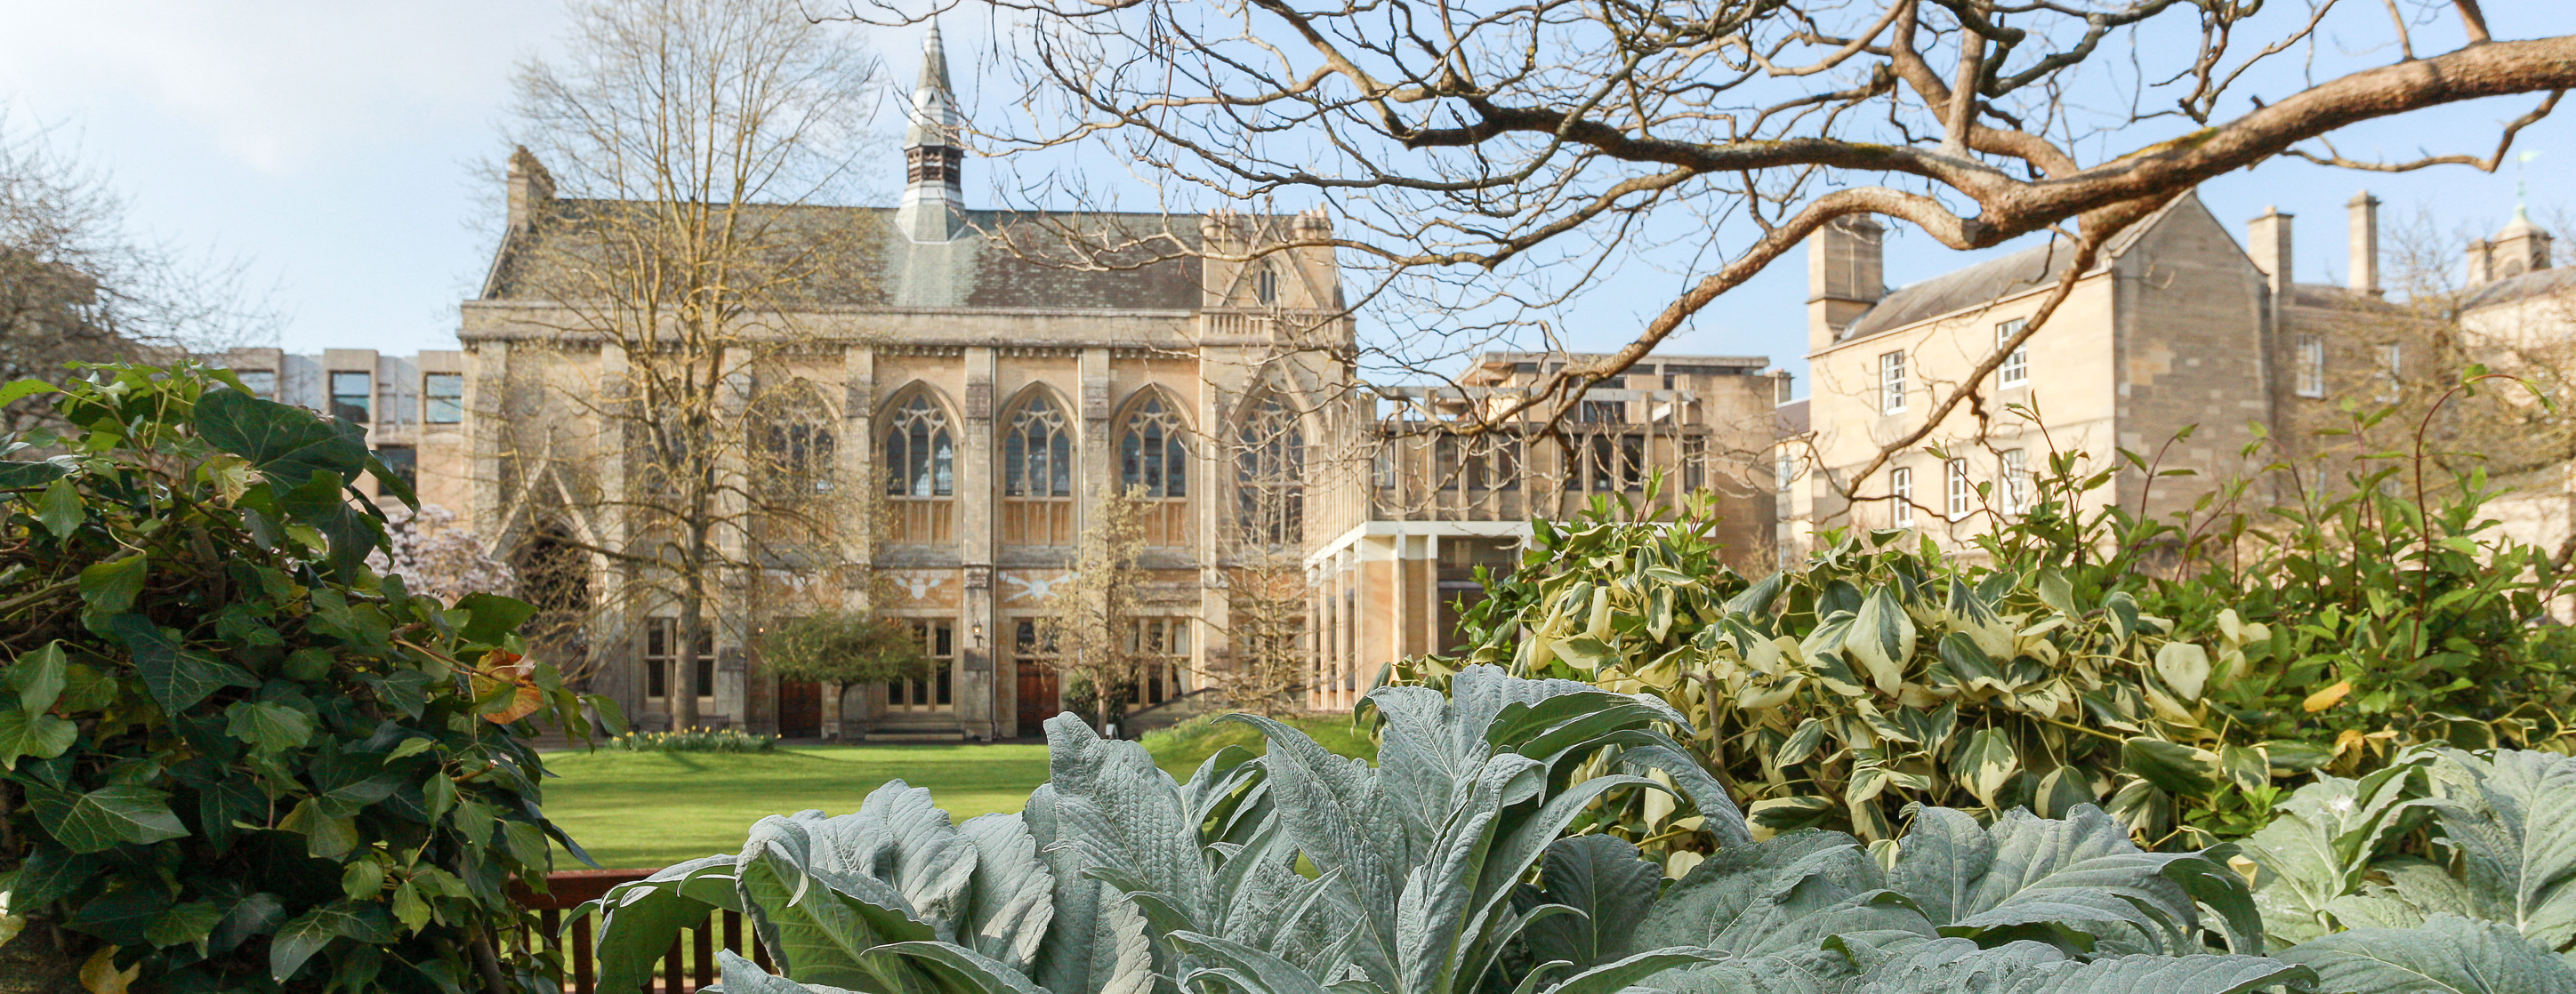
481,201,1228,311
1831,192,2197,345
2461,267,2576,312
1838,241,2078,342
1775,398,1810,437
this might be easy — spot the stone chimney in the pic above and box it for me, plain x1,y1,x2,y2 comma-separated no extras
1807,214,1885,354
505,146,555,235
2490,206,2556,281
2246,207,2292,297
898,20,965,243
2347,191,2380,296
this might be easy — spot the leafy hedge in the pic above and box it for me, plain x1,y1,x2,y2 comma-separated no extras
600,728,779,753
577,669,2576,994
0,365,610,993
1396,461,2574,863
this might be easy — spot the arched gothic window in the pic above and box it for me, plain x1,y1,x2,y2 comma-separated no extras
753,380,836,495
1236,391,1303,548
883,393,955,543
1252,261,1280,305
1001,394,1075,544
1120,396,1190,546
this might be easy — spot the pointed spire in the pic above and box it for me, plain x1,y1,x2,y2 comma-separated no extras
905,20,960,150
898,19,966,242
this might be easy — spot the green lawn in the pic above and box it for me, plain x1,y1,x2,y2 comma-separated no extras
544,715,1374,870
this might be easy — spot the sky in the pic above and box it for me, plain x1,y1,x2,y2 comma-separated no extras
0,1,2568,388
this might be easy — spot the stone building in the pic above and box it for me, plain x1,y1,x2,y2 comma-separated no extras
455,26,1355,740
1776,185,2576,560
1775,191,2436,556
204,27,1799,737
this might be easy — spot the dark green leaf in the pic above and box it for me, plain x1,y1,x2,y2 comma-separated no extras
146,901,224,950
284,798,359,860
25,783,190,853
282,647,333,682
0,704,78,769
225,700,316,752
269,901,397,982
455,592,539,645
0,459,69,490
72,882,173,946
107,613,257,713
209,893,288,955
7,847,106,909
194,387,367,489
34,477,82,537
9,641,68,714
77,554,149,614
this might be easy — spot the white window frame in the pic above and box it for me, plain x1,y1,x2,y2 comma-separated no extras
1879,351,1908,413
2376,342,2403,403
1944,459,1971,520
1996,318,2029,388
2001,449,2031,515
234,369,277,401
2296,335,2325,398
1890,467,1914,527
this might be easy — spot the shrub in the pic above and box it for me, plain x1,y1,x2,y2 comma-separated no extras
1401,454,2576,859
0,365,611,993
600,728,778,753
573,667,2576,994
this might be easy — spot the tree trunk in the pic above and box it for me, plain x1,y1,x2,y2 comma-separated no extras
673,584,704,733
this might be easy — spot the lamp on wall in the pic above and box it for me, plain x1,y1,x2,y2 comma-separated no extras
970,621,985,649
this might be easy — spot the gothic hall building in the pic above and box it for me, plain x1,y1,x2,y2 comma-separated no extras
459,27,1348,741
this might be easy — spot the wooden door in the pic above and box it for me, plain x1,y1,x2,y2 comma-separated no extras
777,679,821,739
1016,662,1059,734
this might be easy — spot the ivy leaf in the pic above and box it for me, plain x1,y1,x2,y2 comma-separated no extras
0,459,69,491
455,592,539,645
209,893,287,956
281,798,361,861
423,769,459,826
145,902,223,951
194,387,367,490
282,647,334,682
77,555,149,614
24,784,190,853
390,881,431,932
225,701,316,753
385,736,436,761
34,477,83,539
0,704,78,770
10,640,68,714
341,861,386,901
53,661,116,713
106,613,257,714
268,901,397,983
